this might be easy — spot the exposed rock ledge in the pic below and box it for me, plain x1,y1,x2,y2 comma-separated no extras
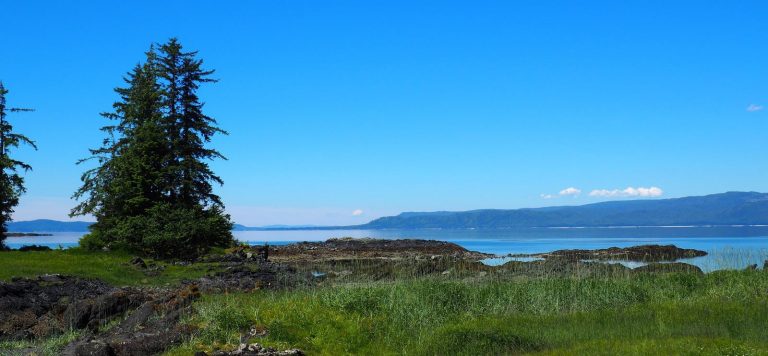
267,237,493,262
528,244,707,262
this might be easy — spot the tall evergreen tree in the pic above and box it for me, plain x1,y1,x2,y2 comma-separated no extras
0,82,37,249
72,41,233,258
157,38,227,209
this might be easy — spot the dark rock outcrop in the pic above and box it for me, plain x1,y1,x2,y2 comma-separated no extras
269,238,493,262
192,264,293,292
63,289,149,330
497,257,705,277
61,285,201,356
536,244,707,262
2,252,300,355
60,259,297,355
0,275,114,340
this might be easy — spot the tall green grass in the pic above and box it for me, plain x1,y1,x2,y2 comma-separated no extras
170,270,768,355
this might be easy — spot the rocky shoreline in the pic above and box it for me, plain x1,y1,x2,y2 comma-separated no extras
1,255,301,355
526,244,708,262
267,237,494,262
0,239,724,355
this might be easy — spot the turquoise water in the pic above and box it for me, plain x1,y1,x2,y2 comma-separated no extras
6,226,768,272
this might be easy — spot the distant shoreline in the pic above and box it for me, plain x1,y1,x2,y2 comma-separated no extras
6,225,768,234
538,224,768,229
245,224,768,231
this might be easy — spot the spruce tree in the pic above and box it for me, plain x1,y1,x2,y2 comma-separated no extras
0,82,37,249
73,41,233,258
157,38,227,209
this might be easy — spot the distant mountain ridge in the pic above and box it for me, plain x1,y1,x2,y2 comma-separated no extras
7,219,93,232
8,192,768,232
361,192,768,229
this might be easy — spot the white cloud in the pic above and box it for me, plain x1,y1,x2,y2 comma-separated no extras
589,186,663,198
352,209,364,216
540,194,555,199
559,187,582,196
747,104,764,112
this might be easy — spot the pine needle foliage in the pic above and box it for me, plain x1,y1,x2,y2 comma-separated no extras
72,40,233,258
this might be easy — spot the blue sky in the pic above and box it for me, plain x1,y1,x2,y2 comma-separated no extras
1,1,766,226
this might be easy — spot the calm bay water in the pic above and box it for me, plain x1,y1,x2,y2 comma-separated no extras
6,226,768,272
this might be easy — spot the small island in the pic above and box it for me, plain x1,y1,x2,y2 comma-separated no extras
5,232,53,237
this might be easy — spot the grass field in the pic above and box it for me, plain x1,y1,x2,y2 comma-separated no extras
169,270,768,355
0,248,213,286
